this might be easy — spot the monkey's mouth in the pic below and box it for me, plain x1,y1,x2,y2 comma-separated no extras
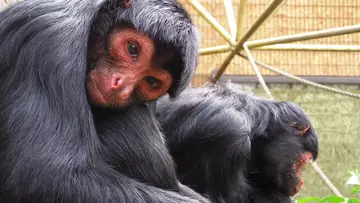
290,152,313,196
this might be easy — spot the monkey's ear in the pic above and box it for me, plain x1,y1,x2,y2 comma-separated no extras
121,0,132,9
298,126,310,136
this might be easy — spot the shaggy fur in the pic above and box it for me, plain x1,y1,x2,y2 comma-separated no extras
0,0,208,202
156,84,318,203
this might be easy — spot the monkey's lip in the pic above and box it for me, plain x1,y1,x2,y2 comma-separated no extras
290,152,313,196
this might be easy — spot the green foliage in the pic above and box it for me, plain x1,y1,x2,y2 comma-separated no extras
296,170,360,203
351,187,360,195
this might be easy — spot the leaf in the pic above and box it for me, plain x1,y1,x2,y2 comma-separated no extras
296,197,320,203
351,186,360,194
348,198,360,203
318,196,345,203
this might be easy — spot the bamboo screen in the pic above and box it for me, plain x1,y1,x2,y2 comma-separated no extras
177,0,360,86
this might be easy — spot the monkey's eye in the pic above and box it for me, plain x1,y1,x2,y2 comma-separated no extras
145,76,160,89
127,42,139,58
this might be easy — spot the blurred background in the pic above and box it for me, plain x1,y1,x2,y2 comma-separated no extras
1,0,359,200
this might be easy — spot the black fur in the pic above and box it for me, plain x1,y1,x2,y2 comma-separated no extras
156,84,319,203
0,0,208,202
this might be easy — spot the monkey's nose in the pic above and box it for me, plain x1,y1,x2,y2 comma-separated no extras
110,75,135,100
111,77,123,90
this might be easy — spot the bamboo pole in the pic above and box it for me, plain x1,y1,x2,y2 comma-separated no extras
236,0,247,40
200,45,231,55
243,43,274,100
224,0,237,39
186,0,235,45
247,24,360,48
252,44,360,52
212,0,287,82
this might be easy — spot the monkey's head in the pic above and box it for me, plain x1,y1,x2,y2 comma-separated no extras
86,0,198,109
249,102,318,197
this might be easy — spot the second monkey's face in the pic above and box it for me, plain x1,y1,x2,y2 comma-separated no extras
87,27,173,109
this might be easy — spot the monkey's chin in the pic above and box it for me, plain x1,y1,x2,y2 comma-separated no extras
90,100,136,112
95,96,140,112
290,152,313,196
87,82,137,110
105,102,135,111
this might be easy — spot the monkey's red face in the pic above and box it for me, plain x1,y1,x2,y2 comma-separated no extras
87,28,173,109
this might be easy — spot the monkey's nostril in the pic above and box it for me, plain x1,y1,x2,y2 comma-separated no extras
111,77,123,90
